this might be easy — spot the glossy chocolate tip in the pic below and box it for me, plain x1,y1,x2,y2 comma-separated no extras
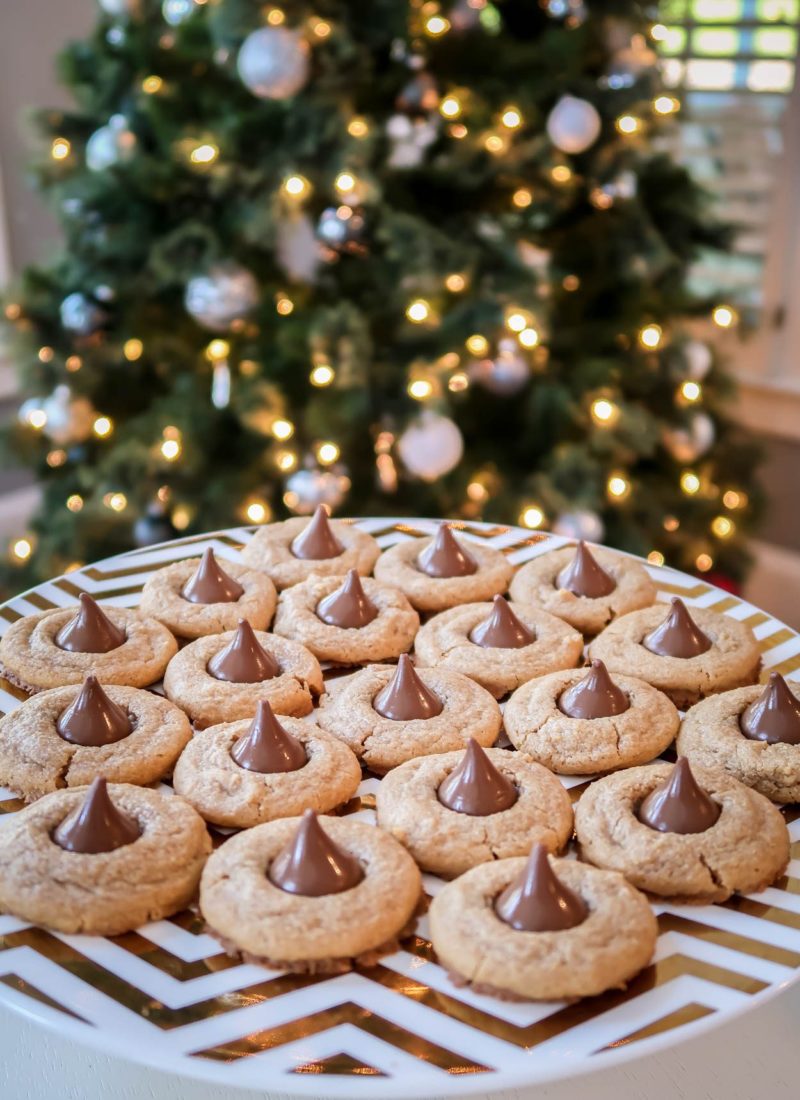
740,672,800,745
372,653,443,721
268,809,363,896
207,619,280,683
437,738,518,816
316,569,378,629
495,844,588,933
557,659,630,720
231,700,307,773
469,596,535,649
56,675,133,746
638,757,720,834
54,593,127,654
556,541,616,599
52,777,140,854
290,505,344,561
182,548,245,605
416,525,478,578
643,597,712,659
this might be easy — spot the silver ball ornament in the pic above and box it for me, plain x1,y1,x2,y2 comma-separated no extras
86,115,136,172
237,27,310,100
184,262,259,330
285,467,350,514
162,0,198,26
684,340,713,380
546,95,601,155
397,412,463,482
553,510,605,543
60,293,104,336
662,413,715,463
41,386,95,445
469,339,529,396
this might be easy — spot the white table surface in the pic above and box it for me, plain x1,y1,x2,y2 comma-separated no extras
2,981,799,1100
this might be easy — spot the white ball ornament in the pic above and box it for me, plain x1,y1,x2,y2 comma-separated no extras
398,411,463,482
162,0,198,26
285,468,350,514
553,510,605,543
237,27,310,100
684,340,713,380
41,386,95,445
469,339,529,396
662,413,715,463
546,95,602,155
60,293,105,336
86,115,136,172
184,262,259,330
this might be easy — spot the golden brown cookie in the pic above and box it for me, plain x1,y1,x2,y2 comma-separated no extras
241,508,380,590
677,675,800,803
0,780,210,934
316,658,502,773
0,678,192,801
139,550,277,639
413,598,582,698
429,850,657,1000
272,571,419,664
574,760,789,902
503,664,679,775
588,598,761,709
199,812,422,973
376,744,573,877
162,622,323,727
172,709,362,828
0,595,177,694
509,542,656,635
373,526,514,613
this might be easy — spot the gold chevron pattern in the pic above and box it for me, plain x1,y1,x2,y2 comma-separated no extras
0,519,799,1093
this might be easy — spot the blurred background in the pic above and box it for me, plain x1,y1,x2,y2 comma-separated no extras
0,2,796,629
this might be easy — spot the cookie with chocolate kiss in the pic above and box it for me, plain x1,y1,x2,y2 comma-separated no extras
677,674,800,803
55,594,126,654
208,620,280,683
495,844,588,932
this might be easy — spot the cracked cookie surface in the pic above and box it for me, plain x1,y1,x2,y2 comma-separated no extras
376,747,573,877
503,669,679,774
0,784,211,934
315,664,502,773
0,685,192,801
163,630,323,727
373,536,514,613
588,604,760,709
172,715,362,828
429,854,657,1000
574,762,789,902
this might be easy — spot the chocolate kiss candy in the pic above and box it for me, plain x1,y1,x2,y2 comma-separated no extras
643,598,712,659
56,675,133,746
182,548,244,605
495,844,588,933
290,505,344,560
740,673,800,745
268,809,363,896
53,777,140,854
558,659,629,720
207,620,280,683
417,525,478,578
372,654,443,721
55,593,126,654
316,569,378,628
437,738,517,816
470,596,535,649
556,541,616,598
231,700,307,772
638,757,720,834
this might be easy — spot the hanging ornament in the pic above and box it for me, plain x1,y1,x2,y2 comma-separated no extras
544,0,587,24
184,262,259,330
86,115,137,172
517,242,552,273
553,510,605,543
41,386,95,445
316,206,367,254
469,339,530,396
237,27,310,100
386,114,439,169
134,501,178,548
276,211,320,283
285,467,350,514
211,360,231,409
162,0,198,25
60,292,105,336
662,413,716,463
546,96,601,155
396,72,438,116
98,0,139,15
684,340,713,380
398,411,463,482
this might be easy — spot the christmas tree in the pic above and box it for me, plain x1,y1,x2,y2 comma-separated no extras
0,0,760,594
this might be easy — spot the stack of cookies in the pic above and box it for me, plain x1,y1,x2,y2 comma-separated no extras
0,512,794,1002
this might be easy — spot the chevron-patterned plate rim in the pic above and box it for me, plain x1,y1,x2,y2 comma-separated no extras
1,518,799,1099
